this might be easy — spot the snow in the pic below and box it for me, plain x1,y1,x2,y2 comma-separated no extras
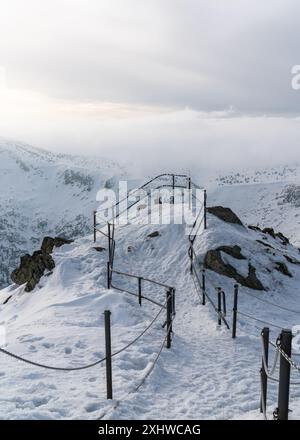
2,146,300,419
1,193,300,420
0,139,127,288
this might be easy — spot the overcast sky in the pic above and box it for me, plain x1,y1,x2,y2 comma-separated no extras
0,0,300,170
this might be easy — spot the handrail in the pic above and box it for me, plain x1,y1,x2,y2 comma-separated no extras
96,173,190,216
191,261,230,329
111,268,173,290
95,174,205,228
111,283,167,309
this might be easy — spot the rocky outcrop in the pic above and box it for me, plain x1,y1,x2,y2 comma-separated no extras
147,231,160,238
204,248,265,290
11,236,73,292
207,207,244,227
216,245,246,260
262,228,290,245
41,236,73,254
274,262,292,277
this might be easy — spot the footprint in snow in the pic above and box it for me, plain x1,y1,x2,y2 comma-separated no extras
85,402,101,413
42,342,54,349
64,347,72,355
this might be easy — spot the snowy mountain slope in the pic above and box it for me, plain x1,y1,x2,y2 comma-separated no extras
1,200,300,419
202,163,300,247
210,181,300,246
0,139,127,288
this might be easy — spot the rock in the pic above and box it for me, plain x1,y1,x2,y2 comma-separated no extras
216,245,246,260
262,228,290,245
41,236,73,254
204,249,264,290
11,250,55,292
256,240,275,249
248,225,262,232
284,255,300,265
262,227,276,239
246,264,265,290
93,246,106,252
10,235,71,292
147,231,160,238
275,262,292,277
206,206,244,227
276,232,290,245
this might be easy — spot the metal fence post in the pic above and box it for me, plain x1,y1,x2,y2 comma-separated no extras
108,222,111,263
277,329,292,420
166,290,172,349
260,327,269,414
202,269,206,305
93,211,97,243
217,287,222,326
104,310,113,399
188,177,191,210
222,290,227,316
107,261,111,289
138,277,142,306
232,284,239,339
171,288,176,316
204,190,207,230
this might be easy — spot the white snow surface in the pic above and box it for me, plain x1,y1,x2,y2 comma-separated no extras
1,199,300,420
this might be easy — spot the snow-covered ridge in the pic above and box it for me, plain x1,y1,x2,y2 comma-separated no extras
1,195,300,419
0,139,127,288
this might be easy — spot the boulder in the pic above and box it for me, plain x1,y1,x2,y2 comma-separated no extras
11,250,55,292
41,236,73,254
217,245,246,260
11,235,72,292
206,207,244,227
204,249,265,290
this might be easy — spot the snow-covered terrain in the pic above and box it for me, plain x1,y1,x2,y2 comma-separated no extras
209,165,300,246
1,194,300,420
0,139,127,288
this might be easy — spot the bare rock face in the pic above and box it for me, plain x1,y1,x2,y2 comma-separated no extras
216,245,246,260
147,231,160,238
204,248,265,290
206,206,244,227
11,236,73,292
274,262,292,277
41,236,73,254
262,228,290,245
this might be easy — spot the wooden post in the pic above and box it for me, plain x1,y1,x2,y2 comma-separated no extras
260,327,269,414
204,190,207,230
138,277,142,306
277,329,292,420
104,310,113,399
93,211,97,243
232,284,239,338
166,290,172,349
202,269,206,306
217,288,222,326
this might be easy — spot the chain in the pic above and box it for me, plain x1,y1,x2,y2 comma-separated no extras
261,334,280,378
273,341,300,372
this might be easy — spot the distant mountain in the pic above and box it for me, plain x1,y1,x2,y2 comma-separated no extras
0,138,127,287
210,165,300,246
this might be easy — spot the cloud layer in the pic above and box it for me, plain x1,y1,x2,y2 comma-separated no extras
0,0,300,170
